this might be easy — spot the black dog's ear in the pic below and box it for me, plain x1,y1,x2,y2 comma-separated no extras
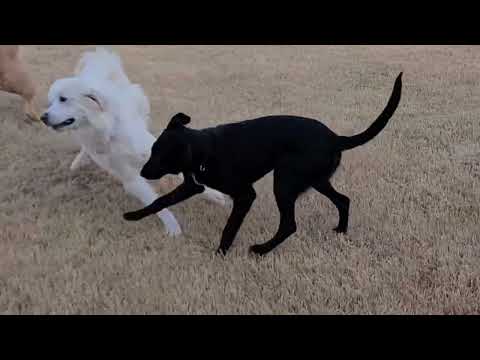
167,113,191,130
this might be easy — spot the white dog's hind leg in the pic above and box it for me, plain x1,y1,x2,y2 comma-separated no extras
123,177,182,236
202,187,227,206
70,147,91,171
175,173,227,206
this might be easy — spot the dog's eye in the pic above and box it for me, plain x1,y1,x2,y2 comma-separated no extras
59,96,67,103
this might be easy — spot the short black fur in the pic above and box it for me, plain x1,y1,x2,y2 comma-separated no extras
124,73,403,256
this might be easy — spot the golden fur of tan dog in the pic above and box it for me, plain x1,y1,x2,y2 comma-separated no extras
0,45,39,121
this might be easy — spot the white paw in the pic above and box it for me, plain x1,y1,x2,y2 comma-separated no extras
164,223,182,237
203,188,227,207
157,209,182,237
70,160,81,171
70,152,89,171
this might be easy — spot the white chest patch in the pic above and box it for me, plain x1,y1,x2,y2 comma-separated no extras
192,173,206,186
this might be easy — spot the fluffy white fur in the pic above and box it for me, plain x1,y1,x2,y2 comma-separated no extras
44,47,226,236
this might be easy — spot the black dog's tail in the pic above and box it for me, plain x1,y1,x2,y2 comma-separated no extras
336,72,403,152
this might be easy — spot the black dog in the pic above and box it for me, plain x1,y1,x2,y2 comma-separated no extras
124,73,402,256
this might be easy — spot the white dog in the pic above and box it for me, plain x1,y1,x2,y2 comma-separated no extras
41,47,226,236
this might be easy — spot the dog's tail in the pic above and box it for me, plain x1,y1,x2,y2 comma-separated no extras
336,72,402,152
75,47,130,87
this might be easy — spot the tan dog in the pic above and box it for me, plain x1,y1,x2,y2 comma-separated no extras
0,45,39,121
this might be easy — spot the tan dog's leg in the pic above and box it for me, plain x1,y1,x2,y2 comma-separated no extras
24,97,40,122
0,46,39,122
16,67,39,122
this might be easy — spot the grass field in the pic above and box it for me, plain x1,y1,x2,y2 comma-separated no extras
0,45,479,314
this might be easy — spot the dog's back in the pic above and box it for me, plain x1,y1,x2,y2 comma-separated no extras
75,47,129,87
75,47,151,127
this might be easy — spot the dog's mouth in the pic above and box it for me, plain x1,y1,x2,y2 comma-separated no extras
52,118,75,130
141,168,169,180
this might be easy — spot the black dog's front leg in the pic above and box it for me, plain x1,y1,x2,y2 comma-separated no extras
123,175,205,222
216,187,256,255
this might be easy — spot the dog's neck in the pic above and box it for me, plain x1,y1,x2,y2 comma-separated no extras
185,128,216,173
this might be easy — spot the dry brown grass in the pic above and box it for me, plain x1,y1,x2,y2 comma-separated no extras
1,45,479,314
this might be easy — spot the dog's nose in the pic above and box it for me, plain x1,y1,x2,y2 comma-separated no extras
40,113,49,124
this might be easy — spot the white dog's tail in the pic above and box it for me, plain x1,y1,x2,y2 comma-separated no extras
75,47,130,87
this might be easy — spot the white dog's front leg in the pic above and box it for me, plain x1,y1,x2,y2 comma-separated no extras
123,177,182,236
176,173,227,206
70,147,91,171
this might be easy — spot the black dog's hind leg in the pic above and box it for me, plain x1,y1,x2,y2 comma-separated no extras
313,181,350,233
216,187,256,255
249,170,307,256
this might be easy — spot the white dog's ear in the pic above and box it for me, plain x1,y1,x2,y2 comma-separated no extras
82,90,113,134
83,91,105,112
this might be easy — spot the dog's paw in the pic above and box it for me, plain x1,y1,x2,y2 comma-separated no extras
333,226,347,234
164,223,182,237
123,211,145,222
24,105,40,123
215,247,228,256
70,152,90,171
70,160,81,171
249,244,269,256
157,210,182,237
24,113,38,123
